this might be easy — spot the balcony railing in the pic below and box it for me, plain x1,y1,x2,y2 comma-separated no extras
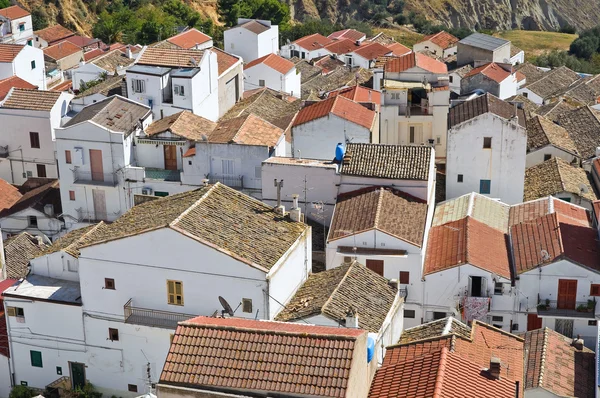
208,174,244,189
77,208,108,222
124,298,198,329
398,104,431,117
145,168,181,182
537,299,596,319
73,170,118,187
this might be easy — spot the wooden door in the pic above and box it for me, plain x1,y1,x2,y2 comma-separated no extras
163,145,177,171
366,259,384,276
36,164,46,178
527,313,543,331
92,189,106,221
70,362,86,390
557,279,577,310
89,149,103,182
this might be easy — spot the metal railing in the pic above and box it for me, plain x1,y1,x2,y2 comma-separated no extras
77,208,108,222
73,170,118,186
537,299,596,318
398,103,431,117
208,174,244,189
145,168,181,182
124,298,198,329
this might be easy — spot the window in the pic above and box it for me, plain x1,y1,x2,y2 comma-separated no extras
483,137,492,149
242,298,252,313
7,306,24,319
491,315,503,322
30,132,40,148
69,190,75,201
65,150,72,164
131,79,145,93
457,174,463,183
544,154,552,161
105,278,115,290
128,385,138,393
28,216,37,228
30,60,35,69
259,79,265,87
366,259,384,276
56,366,62,375
36,164,46,178
590,284,600,296
433,312,446,320
522,92,528,98
27,39,32,46
167,280,184,305
436,136,441,145
174,85,185,96
20,382,28,386
480,179,491,194
399,271,409,284
19,23,25,31
494,282,504,295
589,320,597,326
154,191,168,197
449,75,453,83
67,259,77,272
409,126,415,143
221,159,235,175
108,328,119,341
30,350,43,367
469,276,487,297
559,197,571,203
404,309,415,318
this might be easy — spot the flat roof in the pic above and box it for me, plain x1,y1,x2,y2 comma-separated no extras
127,64,171,76
171,68,200,78
459,33,509,51
3,274,82,305
263,157,338,169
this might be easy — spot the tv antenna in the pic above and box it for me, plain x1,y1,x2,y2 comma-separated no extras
218,296,234,317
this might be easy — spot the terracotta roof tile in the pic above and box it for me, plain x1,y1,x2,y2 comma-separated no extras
293,33,333,51
4,233,48,279
524,157,597,202
1,88,62,111
301,66,372,99
0,179,60,218
385,42,411,56
420,31,459,50
328,186,427,247
145,111,216,141
166,28,211,49
463,62,512,83
64,35,99,48
0,5,30,19
244,53,294,74
207,113,282,147
137,47,205,68
328,85,381,105
0,178,21,211
83,48,104,62
449,93,526,128
322,38,360,55
352,42,391,60
556,106,600,158
0,43,23,62
211,47,240,75
328,29,365,42
159,316,364,396
341,143,431,180
293,95,375,129
235,19,270,35
311,54,344,73
526,114,578,154
34,24,74,45
43,40,83,61
384,52,447,74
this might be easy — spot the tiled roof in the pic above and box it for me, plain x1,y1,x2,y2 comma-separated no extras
508,196,591,229
244,53,294,74
352,42,392,60
524,157,597,202
449,63,473,78
211,47,240,75
83,48,104,62
328,85,381,105
556,106,600,158
160,316,365,396
292,58,322,82
91,49,133,73
506,94,539,117
526,114,578,154
432,192,509,232
0,5,30,19
4,233,48,279
420,31,459,50
39,223,105,258
397,317,472,345
74,75,123,98
43,40,83,61
0,179,60,218
0,178,21,211
524,328,596,398
236,19,270,34
449,93,526,128
312,54,345,74
293,33,333,51
510,45,523,58
301,66,372,100
322,38,360,55
328,29,365,42
207,113,283,147
384,52,447,74
1,88,62,111
80,184,308,270
515,62,546,85
535,99,575,122
523,66,580,99
385,42,411,56
554,73,600,106
366,32,396,45
0,76,38,100
328,186,427,247
34,24,74,44
0,43,23,62
275,261,398,332
166,28,211,49
459,33,509,51
64,35,99,48
145,111,216,141
137,47,205,68
341,143,431,181
293,95,376,129
463,62,512,83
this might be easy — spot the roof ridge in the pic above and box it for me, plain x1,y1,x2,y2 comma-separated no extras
66,221,105,253
552,156,567,192
538,327,549,387
373,188,385,230
321,262,354,322
170,183,218,227
387,333,469,349
432,347,449,398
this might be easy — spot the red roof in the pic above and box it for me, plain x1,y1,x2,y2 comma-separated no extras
50,79,72,92
420,31,459,50
0,178,22,211
464,62,512,83
167,28,212,49
159,316,365,397
43,40,83,60
352,42,391,60
0,44,23,63
212,47,240,76
516,70,526,82
64,35,99,48
293,95,376,130
244,53,294,74
593,200,600,224
328,29,365,42
0,76,36,100
293,33,333,51
83,48,104,62
35,24,74,45
328,85,381,105
385,52,447,74
0,5,30,19
386,42,411,56
323,38,360,55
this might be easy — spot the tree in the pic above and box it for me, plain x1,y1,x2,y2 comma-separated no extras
31,8,49,30
570,35,599,60
93,11,125,43
0,0,11,9
9,386,35,398
136,5,177,44
218,0,290,27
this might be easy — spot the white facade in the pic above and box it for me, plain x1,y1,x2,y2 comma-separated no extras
516,87,544,105
0,207,63,241
526,145,579,168
243,62,300,98
446,113,526,204
510,50,525,65
413,41,457,59
461,72,518,100
0,13,34,45
224,19,278,63
0,45,46,89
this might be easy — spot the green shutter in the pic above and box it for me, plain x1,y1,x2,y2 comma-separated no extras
30,350,42,368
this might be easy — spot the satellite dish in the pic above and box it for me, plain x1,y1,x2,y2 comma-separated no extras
218,296,234,317
579,184,589,194
540,249,550,262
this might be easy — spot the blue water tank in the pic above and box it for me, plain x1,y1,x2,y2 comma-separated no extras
335,143,345,162
366,336,375,363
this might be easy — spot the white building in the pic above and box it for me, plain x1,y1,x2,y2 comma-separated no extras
446,93,527,204
291,95,378,160
413,31,459,59
0,88,72,185
280,33,333,60
460,62,518,99
243,53,300,97
457,33,511,67
6,183,311,396
525,114,580,168
72,49,134,91
0,43,46,89
510,45,525,65
378,52,450,162
224,19,278,63
517,66,580,105
0,6,34,45
448,64,473,95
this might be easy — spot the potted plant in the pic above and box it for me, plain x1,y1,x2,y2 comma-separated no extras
537,303,547,311
577,304,588,312
587,299,596,312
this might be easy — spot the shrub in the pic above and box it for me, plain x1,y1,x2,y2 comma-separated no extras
9,386,35,398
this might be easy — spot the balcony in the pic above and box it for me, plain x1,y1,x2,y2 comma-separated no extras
208,174,244,189
73,170,118,187
398,104,431,117
145,168,181,182
537,299,597,319
124,298,198,329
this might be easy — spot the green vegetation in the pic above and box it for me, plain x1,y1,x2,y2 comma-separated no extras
0,0,11,9
496,30,577,58
9,386,35,398
217,0,290,28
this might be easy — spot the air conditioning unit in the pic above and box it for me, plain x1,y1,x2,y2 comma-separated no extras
343,256,352,264
141,187,153,195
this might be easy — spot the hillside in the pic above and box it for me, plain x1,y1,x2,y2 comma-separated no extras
495,30,577,58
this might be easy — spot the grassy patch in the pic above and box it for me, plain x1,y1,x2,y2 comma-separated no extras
374,26,424,47
495,30,578,59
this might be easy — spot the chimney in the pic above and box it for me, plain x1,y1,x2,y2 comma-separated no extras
488,357,501,379
595,146,600,158
289,193,301,222
388,279,399,291
572,335,584,350
274,179,284,215
345,308,359,328
44,204,54,217
126,45,133,59
201,178,209,186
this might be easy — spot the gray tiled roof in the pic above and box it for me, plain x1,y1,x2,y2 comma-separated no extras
524,157,597,202
534,99,575,122
4,233,48,279
459,33,509,51
515,63,546,84
449,93,526,128
526,115,578,154
556,106,600,159
522,66,580,100
341,143,432,181
398,317,472,344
